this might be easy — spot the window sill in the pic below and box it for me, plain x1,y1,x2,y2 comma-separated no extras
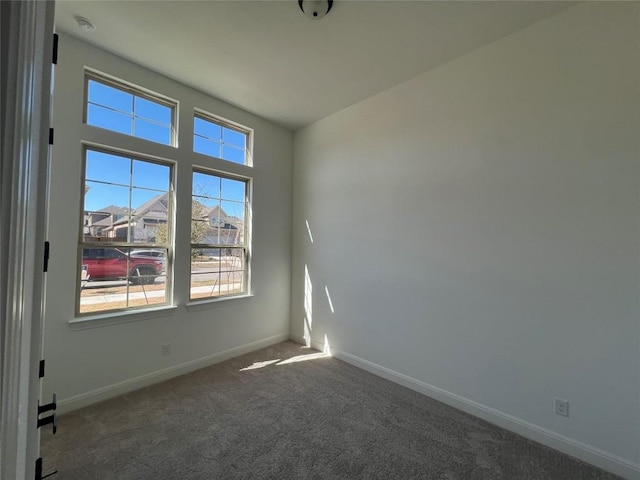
185,293,253,311
68,305,178,330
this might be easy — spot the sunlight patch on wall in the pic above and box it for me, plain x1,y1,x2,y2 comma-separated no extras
305,220,314,243
323,334,332,356
304,264,313,347
324,286,335,314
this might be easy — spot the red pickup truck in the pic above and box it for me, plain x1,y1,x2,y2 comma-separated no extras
82,248,165,285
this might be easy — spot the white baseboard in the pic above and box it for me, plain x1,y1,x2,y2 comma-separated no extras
59,333,639,479
334,349,639,479
306,341,639,480
57,333,290,414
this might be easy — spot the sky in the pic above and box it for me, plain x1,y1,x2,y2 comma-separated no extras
85,79,247,219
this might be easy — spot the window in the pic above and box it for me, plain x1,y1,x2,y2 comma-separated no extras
85,72,176,146
77,70,254,317
194,113,251,165
79,148,173,315
190,169,249,300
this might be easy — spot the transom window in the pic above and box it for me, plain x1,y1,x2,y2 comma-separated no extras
79,147,173,315
194,113,251,166
85,72,176,146
190,169,249,300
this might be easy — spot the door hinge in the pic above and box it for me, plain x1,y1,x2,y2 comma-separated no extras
38,394,57,415
52,33,58,65
36,412,57,434
48,128,54,145
43,241,50,273
39,359,45,378
35,458,42,480
35,457,58,480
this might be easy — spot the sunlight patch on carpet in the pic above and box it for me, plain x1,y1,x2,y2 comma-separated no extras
239,359,281,371
276,352,330,365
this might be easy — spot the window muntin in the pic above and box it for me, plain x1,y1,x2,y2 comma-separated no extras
193,114,250,166
79,148,173,315
190,169,249,300
85,74,175,146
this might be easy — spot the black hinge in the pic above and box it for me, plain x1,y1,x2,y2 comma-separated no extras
48,128,54,145
52,34,58,65
43,242,50,273
35,457,57,480
36,413,56,434
39,360,45,378
35,457,42,480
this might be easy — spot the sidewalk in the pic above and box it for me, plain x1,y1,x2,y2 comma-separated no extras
80,282,242,305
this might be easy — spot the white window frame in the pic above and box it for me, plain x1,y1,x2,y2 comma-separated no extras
84,69,178,147
193,109,253,167
77,144,175,316
189,166,252,302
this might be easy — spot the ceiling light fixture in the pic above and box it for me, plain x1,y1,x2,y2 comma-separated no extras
74,16,96,32
298,0,333,20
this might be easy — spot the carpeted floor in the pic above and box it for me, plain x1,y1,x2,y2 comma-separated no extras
41,341,619,479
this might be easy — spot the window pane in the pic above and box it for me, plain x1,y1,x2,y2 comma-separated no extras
223,127,245,149
87,104,132,135
88,80,132,113
220,248,245,296
132,160,170,191
193,197,217,244
81,247,129,282
221,178,246,203
132,188,166,210
79,246,168,314
85,76,175,146
189,247,246,300
80,147,173,315
83,182,131,241
194,117,221,139
221,201,244,245
134,119,171,145
194,136,221,159
85,150,131,185
194,116,249,166
221,145,245,164
192,197,218,221
221,200,244,219
190,248,221,299
189,168,248,301
135,97,171,124
132,190,168,243
193,171,220,198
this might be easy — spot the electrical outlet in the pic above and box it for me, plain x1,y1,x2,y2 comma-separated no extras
161,344,171,356
554,398,569,417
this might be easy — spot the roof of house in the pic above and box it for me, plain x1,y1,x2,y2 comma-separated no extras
133,193,169,219
92,215,130,227
89,205,130,216
205,205,227,219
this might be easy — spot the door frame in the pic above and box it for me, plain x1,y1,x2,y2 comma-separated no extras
1,1,55,479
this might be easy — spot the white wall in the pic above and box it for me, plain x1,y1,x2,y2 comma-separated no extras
43,34,293,410
292,3,639,477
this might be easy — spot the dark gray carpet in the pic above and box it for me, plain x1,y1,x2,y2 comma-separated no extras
41,341,619,479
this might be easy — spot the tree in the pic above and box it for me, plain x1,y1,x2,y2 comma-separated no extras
153,198,210,258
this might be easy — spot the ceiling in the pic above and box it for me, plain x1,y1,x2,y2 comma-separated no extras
55,1,573,131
